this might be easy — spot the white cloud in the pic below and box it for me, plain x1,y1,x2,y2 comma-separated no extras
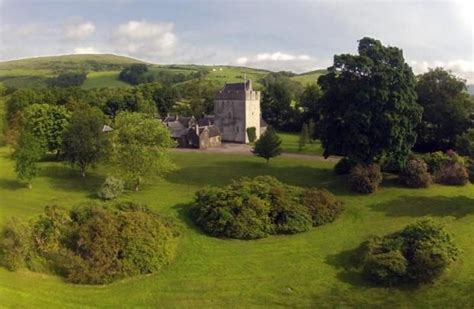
410,59,474,83
64,20,95,40
113,20,177,58
73,46,100,54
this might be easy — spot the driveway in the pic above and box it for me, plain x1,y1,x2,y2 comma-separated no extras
171,143,340,162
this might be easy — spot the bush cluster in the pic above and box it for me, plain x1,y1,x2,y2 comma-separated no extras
98,176,124,200
434,162,470,186
399,158,432,188
191,176,343,239
358,219,459,286
0,202,178,284
349,164,383,194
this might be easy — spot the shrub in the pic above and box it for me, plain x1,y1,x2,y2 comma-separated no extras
191,176,342,239
358,219,459,286
399,158,432,188
434,162,469,186
301,189,344,226
349,163,383,194
468,160,474,183
334,157,354,175
0,202,178,284
422,150,465,174
98,176,124,200
246,127,257,143
0,219,32,271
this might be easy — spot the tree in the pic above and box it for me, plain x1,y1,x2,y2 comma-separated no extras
300,83,322,126
13,131,44,188
253,128,282,163
415,68,473,152
299,123,309,151
111,112,175,191
119,64,150,85
456,128,474,158
62,107,108,177
49,72,87,87
23,104,71,155
307,119,316,142
317,37,422,166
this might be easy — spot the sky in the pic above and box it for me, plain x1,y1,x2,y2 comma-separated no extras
0,0,473,82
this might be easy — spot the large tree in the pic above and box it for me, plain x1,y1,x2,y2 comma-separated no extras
414,68,473,152
14,131,44,189
111,112,175,191
23,104,71,155
62,107,108,177
317,37,422,165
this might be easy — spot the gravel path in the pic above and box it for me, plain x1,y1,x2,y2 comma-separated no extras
171,143,340,162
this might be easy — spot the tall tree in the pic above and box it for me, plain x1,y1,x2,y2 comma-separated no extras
299,83,322,125
14,131,44,189
23,104,71,155
253,128,282,163
299,123,309,151
111,112,175,191
62,107,108,177
415,68,473,152
317,37,422,166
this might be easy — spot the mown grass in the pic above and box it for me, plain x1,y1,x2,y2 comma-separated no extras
278,131,324,156
0,146,473,307
82,71,131,89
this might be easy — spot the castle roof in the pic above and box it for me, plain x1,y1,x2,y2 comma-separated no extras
215,80,256,100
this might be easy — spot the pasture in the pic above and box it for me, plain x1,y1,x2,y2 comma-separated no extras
0,147,473,307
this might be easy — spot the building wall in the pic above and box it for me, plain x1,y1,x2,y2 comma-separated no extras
214,91,262,143
214,99,247,143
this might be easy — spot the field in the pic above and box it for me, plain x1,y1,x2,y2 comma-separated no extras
82,71,131,89
278,132,324,156
0,146,473,307
290,69,327,85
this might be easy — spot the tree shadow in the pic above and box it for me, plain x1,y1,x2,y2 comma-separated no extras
325,247,374,288
40,165,104,196
165,160,347,194
0,178,25,190
369,195,474,219
171,202,203,234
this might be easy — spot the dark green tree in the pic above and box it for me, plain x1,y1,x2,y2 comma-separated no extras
62,107,108,177
415,68,473,152
253,128,282,163
14,131,44,189
317,37,422,165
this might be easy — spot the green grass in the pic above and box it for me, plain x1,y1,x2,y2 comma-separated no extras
0,146,473,307
278,132,324,156
290,69,327,86
82,71,131,89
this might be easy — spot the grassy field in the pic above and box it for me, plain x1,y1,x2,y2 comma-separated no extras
0,146,473,307
290,69,327,86
82,71,131,89
278,132,324,156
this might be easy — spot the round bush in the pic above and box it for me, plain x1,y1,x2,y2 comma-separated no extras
301,189,344,226
349,163,383,194
334,157,354,175
358,219,459,286
191,176,342,239
434,162,469,186
98,176,124,200
468,161,474,183
399,158,432,188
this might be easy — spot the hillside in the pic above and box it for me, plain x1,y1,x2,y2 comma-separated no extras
0,54,325,90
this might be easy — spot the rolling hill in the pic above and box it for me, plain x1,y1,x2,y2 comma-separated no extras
0,54,323,90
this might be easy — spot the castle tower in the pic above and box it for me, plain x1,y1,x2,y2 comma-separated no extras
214,79,262,143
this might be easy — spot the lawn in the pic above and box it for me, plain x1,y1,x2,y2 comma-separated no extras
0,146,473,307
82,71,131,89
278,131,324,156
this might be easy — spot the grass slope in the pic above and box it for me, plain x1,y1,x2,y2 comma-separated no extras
0,147,473,307
290,69,327,85
82,71,131,89
278,132,324,156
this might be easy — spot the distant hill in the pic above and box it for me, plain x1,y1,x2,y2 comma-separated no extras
467,84,474,96
0,54,327,90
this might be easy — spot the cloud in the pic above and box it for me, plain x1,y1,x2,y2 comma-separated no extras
234,52,320,72
113,20,177,58
64,19,95,40
410,59,474,84
73,46,100,54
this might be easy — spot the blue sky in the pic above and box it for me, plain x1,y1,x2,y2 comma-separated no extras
0,0,472,81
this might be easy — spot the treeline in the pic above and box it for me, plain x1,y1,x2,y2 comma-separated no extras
119,63,207,85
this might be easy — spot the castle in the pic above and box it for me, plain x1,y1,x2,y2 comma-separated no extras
164,79,267,148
